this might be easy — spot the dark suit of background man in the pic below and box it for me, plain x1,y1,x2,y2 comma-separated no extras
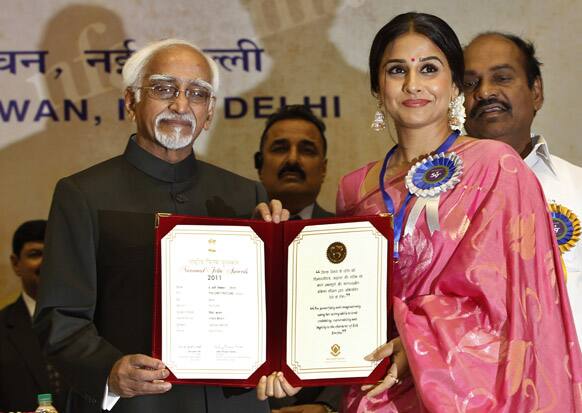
34,39,270,413
256,106,339,412
0,220,67,412
255,105,334,220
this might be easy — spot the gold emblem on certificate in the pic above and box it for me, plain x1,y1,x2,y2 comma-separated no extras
327,242,347,264
330,344,341,357
208,238,216,253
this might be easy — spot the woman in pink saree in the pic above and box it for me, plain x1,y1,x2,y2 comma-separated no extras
337,12,582,412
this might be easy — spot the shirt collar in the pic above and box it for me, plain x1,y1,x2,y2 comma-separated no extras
524,134,558,177
124,135,198,183
297,203,315,220
21,291,36,318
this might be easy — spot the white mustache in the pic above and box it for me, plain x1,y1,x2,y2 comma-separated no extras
155,111,197,129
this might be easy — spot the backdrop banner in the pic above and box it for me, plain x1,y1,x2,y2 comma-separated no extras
1,0,580,305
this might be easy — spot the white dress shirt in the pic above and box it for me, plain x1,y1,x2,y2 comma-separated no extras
22,290,36,318
525,135,582,342
103,382,119,410
296,203,315,220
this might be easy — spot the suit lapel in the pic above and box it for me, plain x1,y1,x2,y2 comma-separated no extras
4,297,50,389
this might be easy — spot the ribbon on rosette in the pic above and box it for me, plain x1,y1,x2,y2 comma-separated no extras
379,130,461,260
549,203,581,253
403,152,463,236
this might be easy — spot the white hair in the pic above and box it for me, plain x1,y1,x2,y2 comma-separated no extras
122,38,220,93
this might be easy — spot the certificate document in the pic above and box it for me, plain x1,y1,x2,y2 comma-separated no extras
287,222,388,380
153,214,392,386
160,225,266,379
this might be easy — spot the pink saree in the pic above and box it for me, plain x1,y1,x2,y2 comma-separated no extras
338,139,582,412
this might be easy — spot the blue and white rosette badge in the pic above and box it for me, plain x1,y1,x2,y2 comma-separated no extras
404,152,463,236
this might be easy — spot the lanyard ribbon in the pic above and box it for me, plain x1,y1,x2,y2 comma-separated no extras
380,130,460,259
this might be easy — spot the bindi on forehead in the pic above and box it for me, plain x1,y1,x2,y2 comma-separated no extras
386,56,441,65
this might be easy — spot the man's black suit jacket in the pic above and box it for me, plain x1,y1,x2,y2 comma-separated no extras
0,296,66,412
34,138,269,413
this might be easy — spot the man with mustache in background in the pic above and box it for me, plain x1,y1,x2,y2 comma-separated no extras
463,32,582,341
34,39,281,413
255,105,337,412
255,105,333,221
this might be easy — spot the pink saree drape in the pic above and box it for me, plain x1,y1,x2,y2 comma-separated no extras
337,139,582,412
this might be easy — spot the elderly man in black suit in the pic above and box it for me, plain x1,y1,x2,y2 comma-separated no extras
34,39,285,413
0,220,67,412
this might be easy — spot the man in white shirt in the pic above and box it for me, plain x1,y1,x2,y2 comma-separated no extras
0,220,66,412
463,32,582,341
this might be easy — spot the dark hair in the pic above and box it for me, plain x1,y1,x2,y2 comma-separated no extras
473,32,542,88
12,220,47,256
369,12,464,94
258,105,327,156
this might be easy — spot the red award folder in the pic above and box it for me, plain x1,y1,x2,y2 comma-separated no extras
152,214,393,387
